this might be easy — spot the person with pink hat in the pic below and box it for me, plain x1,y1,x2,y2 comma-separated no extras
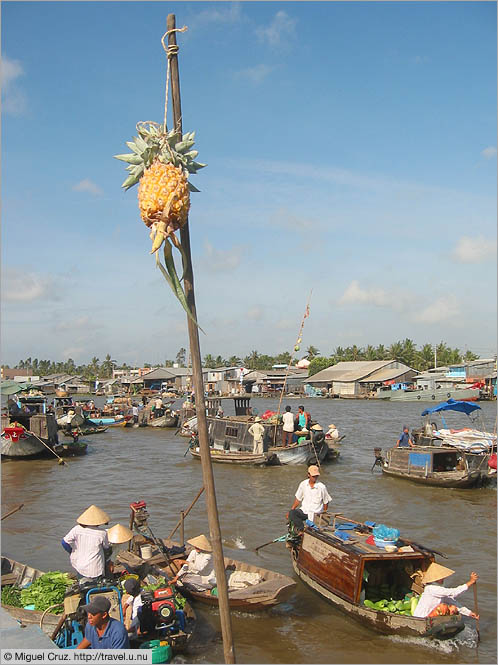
288,465,331,525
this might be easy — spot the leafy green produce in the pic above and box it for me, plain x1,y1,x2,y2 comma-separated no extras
2,585,22,607
142,576,168,592
19,571,73,614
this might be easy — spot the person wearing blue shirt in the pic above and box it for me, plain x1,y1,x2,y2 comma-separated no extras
395,426,414,448
77,596,129,649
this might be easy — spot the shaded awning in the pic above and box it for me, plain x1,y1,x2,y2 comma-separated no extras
421,398,481,416
1,381,35,395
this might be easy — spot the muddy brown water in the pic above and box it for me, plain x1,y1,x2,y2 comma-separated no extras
1,398,496,663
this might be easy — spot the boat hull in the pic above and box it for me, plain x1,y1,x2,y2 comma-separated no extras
150,414,179,428
189,448,275,465
389,387,479,402
291,557,464,638
1,432,48,458
381,466,481,488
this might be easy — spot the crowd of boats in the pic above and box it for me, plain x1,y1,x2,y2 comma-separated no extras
1,389,496,656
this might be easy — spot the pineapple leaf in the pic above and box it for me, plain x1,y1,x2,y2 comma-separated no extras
162,241,205,333
114,153,142,164
188,182,201,193
121,174,139,190
191,161,207,170
135,135,148,152
126,140,142,155
184,150,198,160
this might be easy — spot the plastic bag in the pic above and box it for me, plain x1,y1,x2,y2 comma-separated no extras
372,524,400,541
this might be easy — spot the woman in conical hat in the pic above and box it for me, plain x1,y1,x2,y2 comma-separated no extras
412,564,479,620
62,505,112,582
171,534,216,591
107,523,133,544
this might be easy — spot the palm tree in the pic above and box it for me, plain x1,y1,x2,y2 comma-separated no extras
375,344,388,360
227,355,242,367
176,348,187,367
305,345,320,360
364,345,377,361
333,346,345,362
244,351,260,370
203,354,216,368
400,338,417,367
214,355,226,367
388,341,404,363
100,354,115,378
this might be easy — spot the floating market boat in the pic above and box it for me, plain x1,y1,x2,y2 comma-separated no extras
188,437,327,466
387,385,480,402
1,396,59,459
373,445,482,488
412,399,496,484
189,447,277,466
150,412,179,428
288,516,464,639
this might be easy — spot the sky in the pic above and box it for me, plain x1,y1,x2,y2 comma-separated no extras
1,1,497,368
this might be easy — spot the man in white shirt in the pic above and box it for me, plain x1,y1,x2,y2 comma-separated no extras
289,465,332,523
62,505,111,582
282,406,295,447
413,563,479,619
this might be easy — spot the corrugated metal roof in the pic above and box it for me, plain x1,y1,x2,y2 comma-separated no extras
309,360,395,383
359,367,414,383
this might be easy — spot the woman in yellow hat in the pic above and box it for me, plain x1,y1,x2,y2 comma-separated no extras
61,505,111,583
412,563,479,620
171,534,216,591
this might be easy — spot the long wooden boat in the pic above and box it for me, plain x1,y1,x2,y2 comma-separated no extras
1,557,62,637
378,446,483,488
189,447,277,466
120,537,296,612
289,516,464,639
1,556,197,653
88,415,125,426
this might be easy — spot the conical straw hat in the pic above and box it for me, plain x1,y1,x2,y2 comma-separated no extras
77,505,110,526
107,523,133,544
421,562,455,585
187,534,212,552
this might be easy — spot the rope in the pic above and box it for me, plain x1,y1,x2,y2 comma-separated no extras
161,26,188,131
26,429,66,464
39,603,63,629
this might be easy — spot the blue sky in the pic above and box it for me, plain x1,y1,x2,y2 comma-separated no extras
2,1,496,367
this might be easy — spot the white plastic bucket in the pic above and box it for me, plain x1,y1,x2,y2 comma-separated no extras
140,544,153,560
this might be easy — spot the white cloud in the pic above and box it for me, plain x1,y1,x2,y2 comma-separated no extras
1,55,26,115
2,268,56,302
338,280,391,307
54,316,90,332
481,146,497,159
413,296,461,324
451,235,496,263
247,306,264,321
62,346,85,360
189,2,243,29
234,64,275,84
72,179,103,196
255,11,297,48
202,241,243,272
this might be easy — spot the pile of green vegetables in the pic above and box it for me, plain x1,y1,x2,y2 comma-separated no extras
2,572,74,614
364,595,419,616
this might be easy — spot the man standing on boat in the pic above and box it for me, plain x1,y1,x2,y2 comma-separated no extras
395,425,414,448
248,416,265,455
295,405,311,433
288,465,331,524
282,406,295,447
61,505,112,583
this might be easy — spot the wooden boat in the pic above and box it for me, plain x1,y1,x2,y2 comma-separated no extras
1,557,63,637
377,446,482,488
189,447,278,466
87,415,125,426
1,397,60,458
150,413,179,428
120,537,296,612
289,516,465,639
388,385,479,402
53,439,88,456
2,556,197,653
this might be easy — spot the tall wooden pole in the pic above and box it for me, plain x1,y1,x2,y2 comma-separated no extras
166,14,236,663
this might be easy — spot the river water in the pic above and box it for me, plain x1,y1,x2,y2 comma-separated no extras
1,397,496,664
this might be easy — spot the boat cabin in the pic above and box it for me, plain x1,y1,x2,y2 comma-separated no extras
386,447,464,476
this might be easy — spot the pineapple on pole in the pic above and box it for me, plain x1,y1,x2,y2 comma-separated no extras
114,13,235,664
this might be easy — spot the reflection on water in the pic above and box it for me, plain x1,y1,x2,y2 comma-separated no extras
1,398,496,663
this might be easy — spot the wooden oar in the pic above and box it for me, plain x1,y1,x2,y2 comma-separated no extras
473,582,480,642
27,430,67,465
1,503,24,521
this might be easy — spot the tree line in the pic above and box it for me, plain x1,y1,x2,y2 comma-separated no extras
3,340,481,379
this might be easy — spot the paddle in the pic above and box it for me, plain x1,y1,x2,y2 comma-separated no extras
1,503,24,521
473,582,480,643
254,534,287,554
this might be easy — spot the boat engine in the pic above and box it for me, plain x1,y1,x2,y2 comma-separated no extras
371,447,384,473
139,586,179,633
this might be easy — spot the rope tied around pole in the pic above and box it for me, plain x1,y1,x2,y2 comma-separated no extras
161,26,188,131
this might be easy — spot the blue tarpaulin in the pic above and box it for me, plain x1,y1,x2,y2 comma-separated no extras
421,398,481,417
409,452,432,468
